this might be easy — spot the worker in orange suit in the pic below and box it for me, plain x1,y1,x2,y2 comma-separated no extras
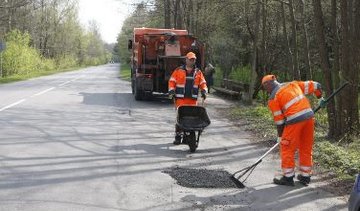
262,74,325,186
168,52,208,145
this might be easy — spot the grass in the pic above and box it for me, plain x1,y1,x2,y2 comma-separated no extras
229,103,360,180
213,65,252,87
0,65,88,84
229,104,276,139
120,63,131,81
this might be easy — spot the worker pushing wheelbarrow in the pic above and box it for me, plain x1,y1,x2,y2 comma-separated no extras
168,52,210,152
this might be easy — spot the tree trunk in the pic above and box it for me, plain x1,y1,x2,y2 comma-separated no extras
248,0,261,104
281,2,293,80
173,0,180,28
6,0,12,31
312,0,337,138
299,0,312,80
330,0,344,138
352,0,360,136
340,0,359,135
261,0,267,74
164,0,171,28
288,0,300,79
186,0,192,32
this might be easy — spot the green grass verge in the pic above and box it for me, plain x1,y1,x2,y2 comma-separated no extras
0,65,89,84
120,63,131,81
230,104,360,180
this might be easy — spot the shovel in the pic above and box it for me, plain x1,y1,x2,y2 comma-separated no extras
230,82,349,188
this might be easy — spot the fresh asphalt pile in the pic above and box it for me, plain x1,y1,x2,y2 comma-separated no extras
163,167,238,188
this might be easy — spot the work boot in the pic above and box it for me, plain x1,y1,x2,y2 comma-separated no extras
273,176,295,186
297,174,311,186
173,134,182,145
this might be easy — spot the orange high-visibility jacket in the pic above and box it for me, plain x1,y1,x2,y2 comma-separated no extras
268,81,322,125
168,66,207,99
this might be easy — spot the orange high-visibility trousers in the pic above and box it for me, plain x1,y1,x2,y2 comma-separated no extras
280,117,314,176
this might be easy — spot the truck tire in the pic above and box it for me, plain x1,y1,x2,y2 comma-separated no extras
187,132,197,153
131,78,135,94
134,79,144,101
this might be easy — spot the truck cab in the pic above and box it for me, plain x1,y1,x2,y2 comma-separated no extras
128,28,205,100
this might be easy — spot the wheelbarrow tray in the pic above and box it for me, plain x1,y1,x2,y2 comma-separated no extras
176,105,211,131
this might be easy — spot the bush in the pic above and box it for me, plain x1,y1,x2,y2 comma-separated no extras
314,141,360,179
2,30,43,77
56,55,78,70
229,65,252,83
39,58,56,72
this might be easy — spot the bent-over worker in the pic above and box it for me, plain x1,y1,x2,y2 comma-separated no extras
262,74,325,186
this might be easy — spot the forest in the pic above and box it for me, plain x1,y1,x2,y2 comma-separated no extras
118,0,360,140
0,0,112,81
117,0,360,180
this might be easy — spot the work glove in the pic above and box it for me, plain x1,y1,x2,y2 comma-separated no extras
201,90,207,100
277,137,281,143
319,97,327,108
168,90,175,99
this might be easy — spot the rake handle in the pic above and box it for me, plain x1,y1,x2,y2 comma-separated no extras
313,82,349,113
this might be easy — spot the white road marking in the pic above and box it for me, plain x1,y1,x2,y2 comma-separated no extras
0,99,27,111
58,81,71,86
32,87,56,97
0,75,83,112
58,76,82,87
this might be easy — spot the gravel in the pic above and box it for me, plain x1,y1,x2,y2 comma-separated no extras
163,167,241,188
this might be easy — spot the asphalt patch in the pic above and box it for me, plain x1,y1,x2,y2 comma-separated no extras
163,167,240,188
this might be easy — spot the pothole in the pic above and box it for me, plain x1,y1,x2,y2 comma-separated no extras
163,167,241,188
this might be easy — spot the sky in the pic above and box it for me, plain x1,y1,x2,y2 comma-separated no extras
78,0,133,44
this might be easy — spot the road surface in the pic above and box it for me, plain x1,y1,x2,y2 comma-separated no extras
0,64,347,210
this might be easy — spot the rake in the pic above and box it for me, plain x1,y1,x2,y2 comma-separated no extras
230,82,349,188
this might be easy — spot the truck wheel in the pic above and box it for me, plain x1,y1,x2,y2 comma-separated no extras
188,132,197,153
134,80,144,101
131,79,135,94
134,88,144,100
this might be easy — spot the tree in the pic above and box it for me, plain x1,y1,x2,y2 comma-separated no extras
339,0,359,136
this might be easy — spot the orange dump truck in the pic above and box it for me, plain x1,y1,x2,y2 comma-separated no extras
128,27,205,100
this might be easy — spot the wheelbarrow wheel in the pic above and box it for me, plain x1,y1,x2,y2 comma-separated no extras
187,132,197,153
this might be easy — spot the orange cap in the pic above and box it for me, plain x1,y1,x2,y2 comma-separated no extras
186,52,196,59
261,75,276,84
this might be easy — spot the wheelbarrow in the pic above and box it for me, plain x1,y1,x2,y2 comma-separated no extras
176,105,211,152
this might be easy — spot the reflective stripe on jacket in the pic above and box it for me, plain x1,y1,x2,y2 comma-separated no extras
168,66,207,99
268,81,321,125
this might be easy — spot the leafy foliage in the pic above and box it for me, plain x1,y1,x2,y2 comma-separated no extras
120,63,131,81
2,30,43,76
228,65,252,83
0,0,112,81
314,141,360,179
